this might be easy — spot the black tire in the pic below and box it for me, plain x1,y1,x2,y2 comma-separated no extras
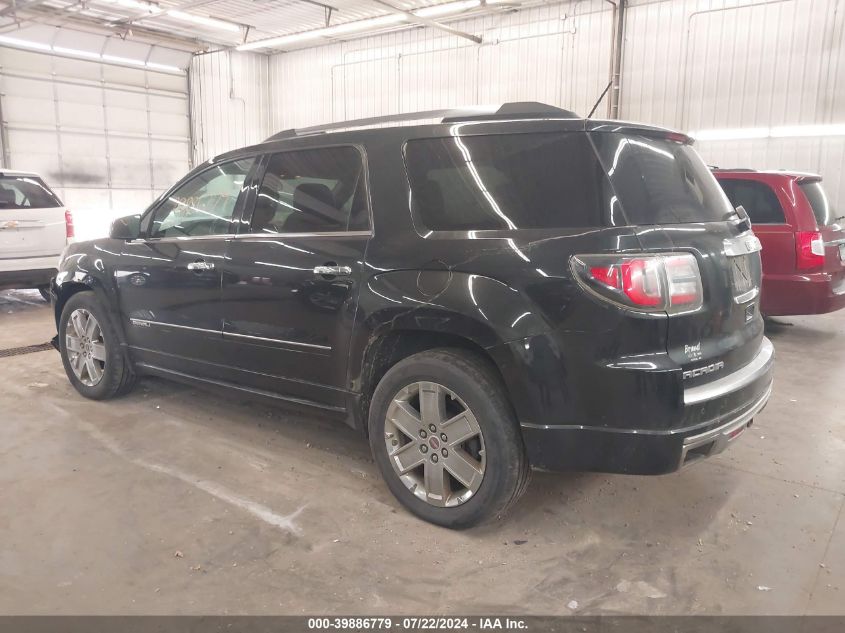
37,286,50,302
368,348,530,529
59,290,137,400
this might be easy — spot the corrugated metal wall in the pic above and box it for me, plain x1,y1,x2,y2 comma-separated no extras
623,0,845,207
189,51,272,164
190,0,845,206
265,1,613,130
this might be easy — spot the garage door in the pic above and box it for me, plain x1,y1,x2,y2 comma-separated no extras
0,46,191,240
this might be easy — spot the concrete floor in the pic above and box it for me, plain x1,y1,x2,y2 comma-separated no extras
0,288,842,616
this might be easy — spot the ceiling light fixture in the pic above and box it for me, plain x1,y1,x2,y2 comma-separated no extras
690,128,769,141
691,125,845,141
98,0,160,13
167,10,241,32
415,0,481,18
52,45,102,59
237,0,485,51
0,35,185,73
0,34,51,51
93,1,241,32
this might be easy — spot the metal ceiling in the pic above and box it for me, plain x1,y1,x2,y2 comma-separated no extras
0,0,516,52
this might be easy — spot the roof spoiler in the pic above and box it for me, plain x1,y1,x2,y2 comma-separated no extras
266,102,579,141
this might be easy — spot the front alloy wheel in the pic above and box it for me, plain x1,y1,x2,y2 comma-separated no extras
59,290,136,400
65,308,106,386
384,381,486,507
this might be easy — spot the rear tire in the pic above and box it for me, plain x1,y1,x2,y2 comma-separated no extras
368,348,529,529
38,286,50,302
59,291,137,400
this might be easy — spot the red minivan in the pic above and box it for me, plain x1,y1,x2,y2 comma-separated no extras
715,169,845,316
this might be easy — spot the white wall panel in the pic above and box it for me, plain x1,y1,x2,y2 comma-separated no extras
0,44,191,240
623,0,845,207
189,51,271,163
267,1,613,131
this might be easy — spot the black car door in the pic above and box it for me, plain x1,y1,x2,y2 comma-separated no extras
219,146,371,410
116,156,259,374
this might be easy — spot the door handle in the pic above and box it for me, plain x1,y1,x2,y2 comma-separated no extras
187,261,215,271
313,264,352,277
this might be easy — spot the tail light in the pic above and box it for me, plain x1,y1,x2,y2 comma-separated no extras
571,253,703,314
795,231,824,270
64,208,75,241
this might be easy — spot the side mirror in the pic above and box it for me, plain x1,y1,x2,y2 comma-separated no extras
110,214,141,240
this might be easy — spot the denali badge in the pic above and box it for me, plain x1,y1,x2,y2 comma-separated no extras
683,361,725,380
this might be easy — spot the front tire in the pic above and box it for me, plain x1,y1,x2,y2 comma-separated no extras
368,348,529,528
59,291,136,400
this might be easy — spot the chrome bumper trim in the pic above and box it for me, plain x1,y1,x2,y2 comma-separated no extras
684,337,774,405
680,381,772,467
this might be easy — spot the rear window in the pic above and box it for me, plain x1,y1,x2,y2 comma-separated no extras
404,133,606,231
0,175,62,209
799,181,838,227
591,133,735,225
719,179,786,224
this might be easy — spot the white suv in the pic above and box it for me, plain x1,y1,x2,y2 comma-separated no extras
0,169,72,300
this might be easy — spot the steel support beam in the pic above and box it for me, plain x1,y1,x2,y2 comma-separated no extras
0,0,51,18
606,0,625,119
369,0,482,44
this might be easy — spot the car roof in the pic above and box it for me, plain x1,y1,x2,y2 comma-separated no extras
210,102,687,164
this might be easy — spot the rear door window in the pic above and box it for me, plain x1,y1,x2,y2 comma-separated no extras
0,176,62,209
404,133,607,231
799,181,838,227
591,133,735,224
250,146,368,234
719,179,786,224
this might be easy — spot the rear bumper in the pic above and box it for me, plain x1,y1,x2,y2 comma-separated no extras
761,272,845,316
0,266,57,291
521,337,774,475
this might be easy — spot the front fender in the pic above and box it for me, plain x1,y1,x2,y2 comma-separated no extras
53,242,128,348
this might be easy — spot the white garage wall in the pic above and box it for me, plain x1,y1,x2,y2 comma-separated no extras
0,29,192,240
189,51,272,164
622,0,845,210
265,0,613,130
189,0,845,208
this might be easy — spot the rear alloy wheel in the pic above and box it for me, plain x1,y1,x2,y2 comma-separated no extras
369,349,529,528
59,291,136,400
384,381,486,507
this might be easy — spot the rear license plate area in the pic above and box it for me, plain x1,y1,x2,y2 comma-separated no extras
730,255,754,295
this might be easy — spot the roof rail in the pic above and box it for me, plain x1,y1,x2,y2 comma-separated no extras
266,102,578,141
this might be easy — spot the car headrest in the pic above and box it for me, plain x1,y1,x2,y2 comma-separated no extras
412,180,446,227
0,188,16,205
285,183,339,232
251,195,278,232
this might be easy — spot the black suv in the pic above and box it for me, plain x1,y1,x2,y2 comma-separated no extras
52,103,774,528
